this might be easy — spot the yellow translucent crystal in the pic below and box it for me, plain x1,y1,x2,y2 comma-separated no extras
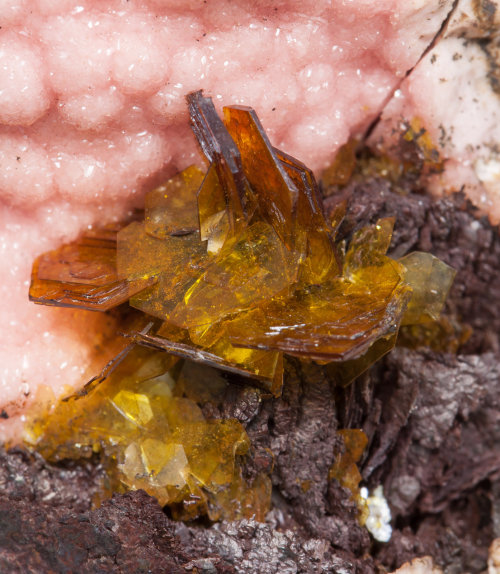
197,163,231,254
170,221,298,334
398,315,472,353
26,346,267,521
398,251,456,325
145,165,205,238
112,389,155,426
120,441,189,488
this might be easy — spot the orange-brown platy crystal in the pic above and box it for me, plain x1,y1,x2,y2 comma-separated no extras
29,224,155,311
225,219,410,362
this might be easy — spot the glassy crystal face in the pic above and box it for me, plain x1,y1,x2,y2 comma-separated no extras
31,90,453,384
28,90,455,520
26,346,271,522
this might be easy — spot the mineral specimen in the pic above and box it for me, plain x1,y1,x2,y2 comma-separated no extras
30,91,454,385
28,91,455,520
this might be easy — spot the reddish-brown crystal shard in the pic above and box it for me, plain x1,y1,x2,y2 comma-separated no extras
187,91,254,234
29,224,154,311
223,105,340,281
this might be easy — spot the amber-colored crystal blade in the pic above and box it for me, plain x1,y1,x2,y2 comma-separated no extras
35,236,117,286
276,148,341,282
29,273,152,311
329,428,369,522
29,229,154,311
275,149,328,231
223,105,298,250
187,91,251,230
131,321,283,395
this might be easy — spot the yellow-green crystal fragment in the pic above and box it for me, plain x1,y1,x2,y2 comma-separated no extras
399,251,456,325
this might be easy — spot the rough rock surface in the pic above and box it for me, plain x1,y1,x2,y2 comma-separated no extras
0,485,191,573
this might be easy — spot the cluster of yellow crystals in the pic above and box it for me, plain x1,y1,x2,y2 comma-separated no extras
26,345,271,522
30,91,455,389
28,91,456,520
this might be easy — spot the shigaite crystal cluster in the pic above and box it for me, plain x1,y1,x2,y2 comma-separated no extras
27,92,455,521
